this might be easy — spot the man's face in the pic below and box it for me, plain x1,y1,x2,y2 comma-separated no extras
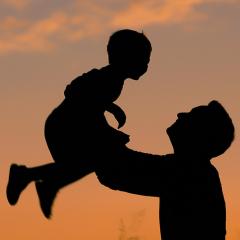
166,105,209,154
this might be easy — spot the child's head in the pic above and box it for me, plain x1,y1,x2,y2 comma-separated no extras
107,29,152,80
167,100,235,159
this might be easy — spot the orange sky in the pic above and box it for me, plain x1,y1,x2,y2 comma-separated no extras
0,1,240,240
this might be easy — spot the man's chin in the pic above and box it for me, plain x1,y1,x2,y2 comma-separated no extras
166,125,173,136
166,125,176,143
166,127,170,135
131,74,141,80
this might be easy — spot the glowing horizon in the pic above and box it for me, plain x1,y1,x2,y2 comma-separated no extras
0,1,239,240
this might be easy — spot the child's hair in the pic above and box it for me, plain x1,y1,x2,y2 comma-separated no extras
205,100,235,158
107,29,152,64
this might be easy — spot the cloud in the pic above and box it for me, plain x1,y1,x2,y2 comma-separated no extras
111,0,199,27
0,13,66,53
0,10,108,54
0,16,29,31
0,0,239,54
2,0,30,10
111,0,240,28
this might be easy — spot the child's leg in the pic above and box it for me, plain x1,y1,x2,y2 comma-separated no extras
35,163,93,218
31,157,93,219
7,160,93,202
6,162,58,205
7,160,93,218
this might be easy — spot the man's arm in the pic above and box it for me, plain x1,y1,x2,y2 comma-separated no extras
95,147,174,197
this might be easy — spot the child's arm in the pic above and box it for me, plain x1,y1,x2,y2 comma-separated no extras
106,103,126,129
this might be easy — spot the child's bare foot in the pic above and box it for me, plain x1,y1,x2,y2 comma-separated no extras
35,181,58,219
6,164,30,205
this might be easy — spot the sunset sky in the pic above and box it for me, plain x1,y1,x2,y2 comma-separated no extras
0,0,239,239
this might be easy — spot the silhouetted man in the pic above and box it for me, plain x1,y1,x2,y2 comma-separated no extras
96,100,234,240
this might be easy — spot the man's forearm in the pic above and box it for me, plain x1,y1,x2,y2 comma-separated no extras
95,147,173,197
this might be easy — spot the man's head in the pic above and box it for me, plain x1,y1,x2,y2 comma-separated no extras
167,101,235,159
107,29,152,80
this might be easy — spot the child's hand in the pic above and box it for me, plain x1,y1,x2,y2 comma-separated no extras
116,109,126,129
106,103,126,129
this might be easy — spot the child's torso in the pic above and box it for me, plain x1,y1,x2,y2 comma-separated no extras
63,67,124,111
45,67,124,134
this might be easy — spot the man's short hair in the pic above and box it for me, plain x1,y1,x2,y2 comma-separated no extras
205,100,235,158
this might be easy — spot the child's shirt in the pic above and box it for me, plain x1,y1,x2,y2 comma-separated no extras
45,66,128,152
64,66,124,114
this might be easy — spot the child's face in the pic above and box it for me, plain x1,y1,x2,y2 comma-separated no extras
166,105,210,155
122,49,151,80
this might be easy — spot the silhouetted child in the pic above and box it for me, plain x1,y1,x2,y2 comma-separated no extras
95,101,234,240
7,29,152,218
